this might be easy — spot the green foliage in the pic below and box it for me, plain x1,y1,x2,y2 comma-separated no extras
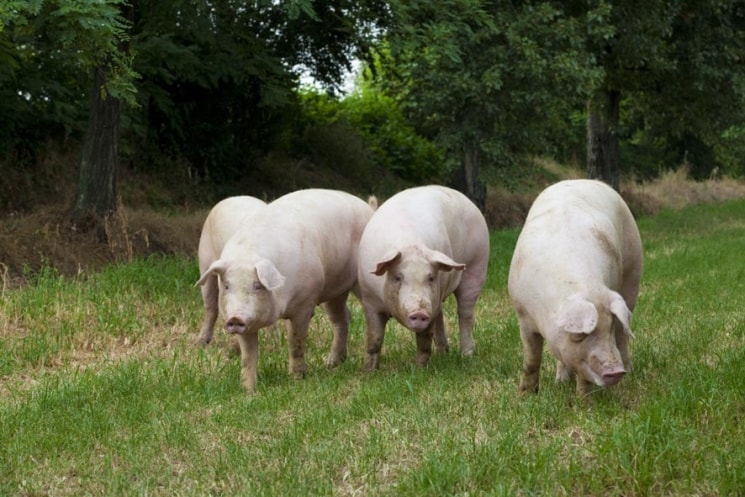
380,0,602,176
586,0,745,179
345,91,444,182
125,0,389,182
0,0,390,190
376,0,745,184
301,88,445,182
714,125,745,177
0,0,136,159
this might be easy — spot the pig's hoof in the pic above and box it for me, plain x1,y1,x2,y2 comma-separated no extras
518,377,539,394
290,364,307,379
326,352,347,368
241,380,258,394
363,356,380,372
415,355,431,367
227,340,241,357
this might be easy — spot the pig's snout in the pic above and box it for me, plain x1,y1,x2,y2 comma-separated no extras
225,317,247,334
407,311,431,331
601,365,626,387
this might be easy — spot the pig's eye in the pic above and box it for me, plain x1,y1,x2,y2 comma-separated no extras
253,281,264,291
427,274,435,283
223,282,230,291
393,273,403,283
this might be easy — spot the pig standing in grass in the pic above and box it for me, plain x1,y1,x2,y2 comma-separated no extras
357,185,489,370
508,179,643,396
196,189,375,393
196,195,267,346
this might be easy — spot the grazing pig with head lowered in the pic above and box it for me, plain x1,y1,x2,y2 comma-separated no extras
196,196,267,347
196,189,375,393
358,185,489,370
508,179,643,396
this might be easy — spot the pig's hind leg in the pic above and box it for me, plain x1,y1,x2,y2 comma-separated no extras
323,293,351,368
363,308,388,371
453,274,484,358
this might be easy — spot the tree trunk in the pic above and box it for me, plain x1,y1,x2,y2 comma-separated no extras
73,65,122,224
587,89,621,191
450,141,486,212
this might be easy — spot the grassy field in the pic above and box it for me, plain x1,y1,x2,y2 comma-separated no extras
1,198,744,496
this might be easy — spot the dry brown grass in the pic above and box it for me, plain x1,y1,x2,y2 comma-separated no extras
484,163,745,229
1,162,743,284
0,202,205,285
628,166,745,209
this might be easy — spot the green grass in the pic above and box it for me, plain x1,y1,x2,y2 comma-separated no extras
1,199,744,496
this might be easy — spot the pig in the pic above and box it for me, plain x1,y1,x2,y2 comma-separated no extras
196,189,375,393
357,185,490,370
507,179,643,396
196,195,267,346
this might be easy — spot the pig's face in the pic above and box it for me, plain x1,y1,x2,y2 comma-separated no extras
551,293,634,387
373,246,465,333
197,258,285,335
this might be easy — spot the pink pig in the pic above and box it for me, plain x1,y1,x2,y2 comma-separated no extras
196,196,267,346
508,179,643,396
197,189,375,393
357,185,490,370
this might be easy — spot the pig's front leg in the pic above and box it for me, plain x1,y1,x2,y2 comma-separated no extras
576,375,593,397
415,328,433,367
615,325,633,373
287,311,312,378
196,274,219,346
236,332,260,393
363,309,388,371
432,311,449,354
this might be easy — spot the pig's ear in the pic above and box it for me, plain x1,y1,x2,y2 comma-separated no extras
558,295,598,334
195,260,228,287
372,251,401,275
427,249,466,272
255,259,286,291
609,291,635,339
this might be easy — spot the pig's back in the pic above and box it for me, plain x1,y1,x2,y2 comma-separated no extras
509,179,639,302
198,196,267,272
226,189,373,298
363,185,487,261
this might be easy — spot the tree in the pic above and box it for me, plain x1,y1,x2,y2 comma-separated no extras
2,0,390,213
75,64,123,221
379,1,603,209
2,0,138,222
127,0,389,185
583,0,745,188
72,3,137,222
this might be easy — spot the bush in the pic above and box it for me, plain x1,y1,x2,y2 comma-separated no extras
298,88,446,184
